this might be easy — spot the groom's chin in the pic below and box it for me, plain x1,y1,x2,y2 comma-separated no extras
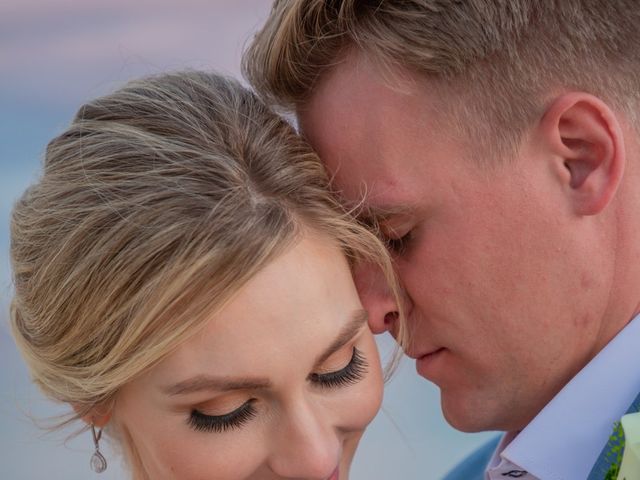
439,390,524,433
441,399,491,433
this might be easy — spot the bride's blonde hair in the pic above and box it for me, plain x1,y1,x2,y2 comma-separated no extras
9,71,402,475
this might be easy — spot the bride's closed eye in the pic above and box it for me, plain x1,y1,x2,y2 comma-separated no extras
309,347,368,389
189,400,257,433
188,347,368,433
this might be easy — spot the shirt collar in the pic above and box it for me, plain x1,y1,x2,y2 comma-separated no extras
491,313,640,480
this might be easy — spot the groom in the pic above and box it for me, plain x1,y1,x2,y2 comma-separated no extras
244,1,640,478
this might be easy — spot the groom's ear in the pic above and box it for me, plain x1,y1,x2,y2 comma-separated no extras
537,92,625,216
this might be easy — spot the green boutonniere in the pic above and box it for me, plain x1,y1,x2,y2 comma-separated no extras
606,412,640,480
604,421,625,479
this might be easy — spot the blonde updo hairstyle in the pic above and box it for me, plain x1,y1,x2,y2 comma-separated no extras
10,71,402,473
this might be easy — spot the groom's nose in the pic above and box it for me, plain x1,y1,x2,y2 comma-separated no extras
354,262,400,335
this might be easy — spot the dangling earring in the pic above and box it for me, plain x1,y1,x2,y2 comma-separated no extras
90,423,107,473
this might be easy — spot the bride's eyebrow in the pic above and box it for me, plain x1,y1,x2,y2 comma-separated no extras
162,375,272,397
161,309,368,397
314,309,368,367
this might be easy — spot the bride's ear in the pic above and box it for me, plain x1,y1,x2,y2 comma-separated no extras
73,403,112,428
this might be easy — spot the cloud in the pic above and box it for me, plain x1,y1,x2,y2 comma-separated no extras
1,0,271,106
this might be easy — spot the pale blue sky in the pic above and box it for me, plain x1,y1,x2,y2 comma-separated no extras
0,2,494,478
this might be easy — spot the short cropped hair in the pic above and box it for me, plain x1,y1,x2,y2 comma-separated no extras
243,0,640,159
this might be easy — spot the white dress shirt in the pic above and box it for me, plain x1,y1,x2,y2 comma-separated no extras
485,314,640,480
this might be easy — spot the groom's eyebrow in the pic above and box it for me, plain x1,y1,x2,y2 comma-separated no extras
314,309,368,366
359,204,415,226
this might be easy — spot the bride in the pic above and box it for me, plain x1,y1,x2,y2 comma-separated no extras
9,71,402,479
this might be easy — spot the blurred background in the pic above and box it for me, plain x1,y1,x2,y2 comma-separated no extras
0,1,494,478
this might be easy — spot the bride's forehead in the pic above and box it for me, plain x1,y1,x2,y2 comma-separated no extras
151,234,362,375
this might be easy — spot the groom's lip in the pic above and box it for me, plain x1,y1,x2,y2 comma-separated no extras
406,346,441,360
415,348,446,379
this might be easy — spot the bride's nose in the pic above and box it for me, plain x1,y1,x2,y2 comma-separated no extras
267,402,339,479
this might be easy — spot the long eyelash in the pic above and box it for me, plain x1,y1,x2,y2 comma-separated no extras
188,400,256,433
310,347,368,389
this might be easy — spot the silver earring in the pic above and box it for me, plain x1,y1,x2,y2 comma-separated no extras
90,424,107,473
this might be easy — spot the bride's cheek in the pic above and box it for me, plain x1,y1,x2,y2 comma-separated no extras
342,357,384,432
152,429,264,479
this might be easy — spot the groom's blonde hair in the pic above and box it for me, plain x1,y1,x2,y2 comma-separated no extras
244,0,640,161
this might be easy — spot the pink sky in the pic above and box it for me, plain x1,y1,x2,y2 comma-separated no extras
1,0,271,106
